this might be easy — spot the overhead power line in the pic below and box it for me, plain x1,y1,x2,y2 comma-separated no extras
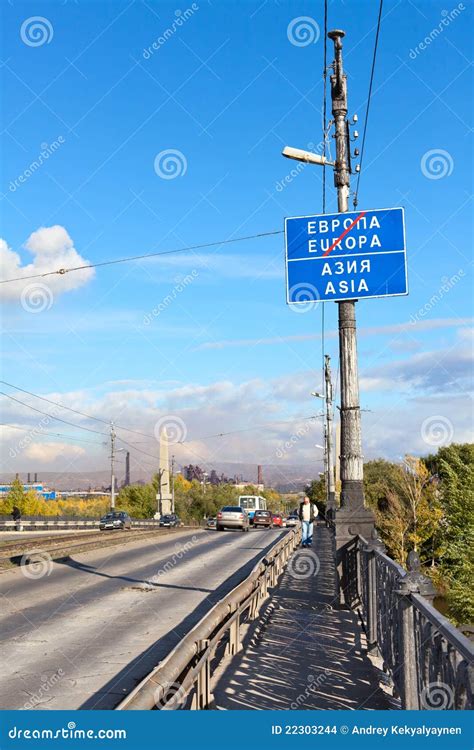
353,0,384,208
0,392,108,436
0,381,155,440
0,423,105,446
0,230,284,285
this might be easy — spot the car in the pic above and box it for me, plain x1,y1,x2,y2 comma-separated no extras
216,506,250,532
206,517,217,529
253,510,273,529
285,514,299,528
159,514,181,528
99,511,131,531
272,513,283,528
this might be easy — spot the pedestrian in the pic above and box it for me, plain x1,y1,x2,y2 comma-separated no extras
12,505,22,532
298,495,318,547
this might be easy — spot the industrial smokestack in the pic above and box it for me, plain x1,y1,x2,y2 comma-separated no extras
257,465,263,486
27,473,31,484
125,452,130,486
34,473,38,483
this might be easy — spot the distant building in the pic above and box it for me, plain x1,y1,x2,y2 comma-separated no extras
0,483,57,500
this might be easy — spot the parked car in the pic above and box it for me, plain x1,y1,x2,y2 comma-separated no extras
272,513,283,528
206,517,217,530
253,510,273,529
99,511,131,531
285,514,299,528
216,506,250,532
159,514,181,528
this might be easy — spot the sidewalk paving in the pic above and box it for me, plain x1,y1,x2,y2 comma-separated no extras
213,523,398,710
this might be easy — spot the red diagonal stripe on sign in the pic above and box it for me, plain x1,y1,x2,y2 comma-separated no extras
322,210,367,257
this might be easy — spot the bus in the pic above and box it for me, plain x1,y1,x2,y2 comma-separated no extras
238,495,267,524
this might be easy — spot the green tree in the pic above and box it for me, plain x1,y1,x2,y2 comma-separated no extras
427,444,474,625
305,477,326,515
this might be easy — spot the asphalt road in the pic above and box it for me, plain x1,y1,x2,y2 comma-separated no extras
0,527,284,710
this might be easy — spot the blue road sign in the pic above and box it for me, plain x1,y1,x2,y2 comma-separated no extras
285,207,407,304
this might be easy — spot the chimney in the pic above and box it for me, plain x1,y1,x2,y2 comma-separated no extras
257,465,263,485
34,473,38,483
125,452,130,486
27,473,31,484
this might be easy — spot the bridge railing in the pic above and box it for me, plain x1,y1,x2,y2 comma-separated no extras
116,528,301,710
342,533,473,710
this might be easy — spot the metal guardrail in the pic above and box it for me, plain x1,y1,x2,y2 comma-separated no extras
117,527,301,710
0,519,199,531
343,533,473,710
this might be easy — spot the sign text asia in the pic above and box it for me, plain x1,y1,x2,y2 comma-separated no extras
285,207,407,303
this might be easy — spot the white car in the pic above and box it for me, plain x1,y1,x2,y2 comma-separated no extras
285,515,299,528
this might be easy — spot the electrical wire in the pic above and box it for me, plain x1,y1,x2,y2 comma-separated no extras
322,0,328,215
0,392,108,436
0,423,106,445
353,0,384,208
0,230,284,285
1,380,321,445
0,381,156,440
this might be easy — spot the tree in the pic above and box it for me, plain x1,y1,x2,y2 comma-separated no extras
4,477,25,513
305,477,326,515
426,444,474,625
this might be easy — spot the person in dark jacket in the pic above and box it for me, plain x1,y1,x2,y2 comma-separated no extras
12,506,22,531
298,495,318,547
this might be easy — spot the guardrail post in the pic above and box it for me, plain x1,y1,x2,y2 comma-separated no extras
363,530,385,655
226,608,241,656
396,551,437,709
191,640,213,710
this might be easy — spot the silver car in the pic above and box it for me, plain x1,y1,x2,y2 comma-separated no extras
216,506,250,532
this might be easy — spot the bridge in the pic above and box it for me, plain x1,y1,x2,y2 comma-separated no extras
0,521,472,711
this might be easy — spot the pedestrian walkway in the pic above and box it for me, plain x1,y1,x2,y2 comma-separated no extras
213,524,398,710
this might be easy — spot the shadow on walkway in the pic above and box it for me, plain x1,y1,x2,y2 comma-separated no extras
213,524,398,710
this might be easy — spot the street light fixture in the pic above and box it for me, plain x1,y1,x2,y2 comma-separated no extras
282,146,335,167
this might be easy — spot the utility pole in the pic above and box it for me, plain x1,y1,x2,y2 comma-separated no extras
110,422,116,510
281,30,376,590
171,455,175,514
324,354,336,515
328,30,376,593
328,29,364,510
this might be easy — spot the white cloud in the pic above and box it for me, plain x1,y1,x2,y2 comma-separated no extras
196,317,473,350
0,226,95,302
23,443,86,463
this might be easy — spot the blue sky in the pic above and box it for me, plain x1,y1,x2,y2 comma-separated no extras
1,0,472,480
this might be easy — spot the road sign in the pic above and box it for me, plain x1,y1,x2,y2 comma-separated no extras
285,207,407,304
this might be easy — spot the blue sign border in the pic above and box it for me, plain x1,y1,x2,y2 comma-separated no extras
284,207,408,304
